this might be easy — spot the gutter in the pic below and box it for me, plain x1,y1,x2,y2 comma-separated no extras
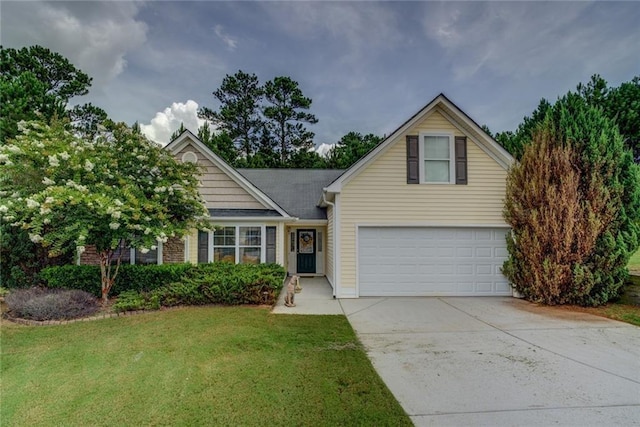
321,190,337,299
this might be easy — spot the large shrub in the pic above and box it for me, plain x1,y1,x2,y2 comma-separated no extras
5,287,99,321
503,96,640,306
113,263,286,312
40,264,194,297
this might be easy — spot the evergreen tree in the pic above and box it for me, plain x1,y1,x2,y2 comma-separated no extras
199,70,263,158
0,45,92,141
263,76,317,165
169,122,187,142
496,75,639,162
503,95,640,306
326,132,382,169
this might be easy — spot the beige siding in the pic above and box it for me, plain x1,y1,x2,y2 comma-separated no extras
175,143,266,210
338,109,508,293
326,205,334,285
186,228,199,264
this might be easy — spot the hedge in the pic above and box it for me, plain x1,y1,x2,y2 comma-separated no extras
40,263,287,308
113,263,286,311
40,264,195,297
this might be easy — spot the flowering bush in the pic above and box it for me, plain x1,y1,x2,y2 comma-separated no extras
0,120,209,302
5,288,99,321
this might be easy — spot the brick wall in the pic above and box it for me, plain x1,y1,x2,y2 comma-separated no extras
162,237,185,264
79,245,101,265
79,238,184,265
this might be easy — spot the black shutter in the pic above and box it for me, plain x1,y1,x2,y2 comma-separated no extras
266,226,276,263
406,135,419,184
197,231,209,264
455,136,467,185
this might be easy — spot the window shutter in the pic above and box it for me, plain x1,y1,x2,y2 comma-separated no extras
266,226,276,263
455,136,467,185
406,135,419,184
197,231,209,264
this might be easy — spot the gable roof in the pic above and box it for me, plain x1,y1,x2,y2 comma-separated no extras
238,169,345,220
324,93,514,193
165,131,292,218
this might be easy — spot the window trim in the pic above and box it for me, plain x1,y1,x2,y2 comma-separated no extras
419,131,455,184
130,241,163,265
202,224,267,264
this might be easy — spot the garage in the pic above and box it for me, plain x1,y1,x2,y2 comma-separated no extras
357,226,511,296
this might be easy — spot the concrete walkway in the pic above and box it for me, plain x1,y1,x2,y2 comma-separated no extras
341,297,640,426
271,277,343,315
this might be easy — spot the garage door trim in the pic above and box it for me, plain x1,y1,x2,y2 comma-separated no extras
356,224,511,297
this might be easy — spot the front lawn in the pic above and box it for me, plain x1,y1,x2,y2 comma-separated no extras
629,249,640,273
1,307,411,426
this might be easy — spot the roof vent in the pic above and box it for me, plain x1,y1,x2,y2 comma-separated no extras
181,151,198,164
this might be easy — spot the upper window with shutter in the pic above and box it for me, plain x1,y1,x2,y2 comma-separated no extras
407,133,467,185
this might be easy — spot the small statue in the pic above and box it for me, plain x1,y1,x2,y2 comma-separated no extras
292,275,302,293
284,277,296,307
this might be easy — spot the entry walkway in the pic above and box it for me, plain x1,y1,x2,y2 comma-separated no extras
271,276,343,315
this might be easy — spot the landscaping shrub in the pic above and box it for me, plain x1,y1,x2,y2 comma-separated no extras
112,290,160,312
4,288,99,321
39,265,101,295
40,264,195,297
113,263,286,311
112,264,194,295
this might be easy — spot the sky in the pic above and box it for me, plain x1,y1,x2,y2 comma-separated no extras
1,1,639,152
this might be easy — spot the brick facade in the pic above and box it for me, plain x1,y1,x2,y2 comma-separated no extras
162,237,185,264
79,237,185,265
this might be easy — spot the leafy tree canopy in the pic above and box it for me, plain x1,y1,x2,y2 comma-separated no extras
199,70,262,159
494,75,640,161
0,120,209,301
263,76,318,164
326,132,383,169
199,71,318,167
1,45,93,140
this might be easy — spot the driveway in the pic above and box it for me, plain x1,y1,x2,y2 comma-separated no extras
340,297,640,426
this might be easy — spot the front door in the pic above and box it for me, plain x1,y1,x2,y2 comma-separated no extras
296,229,316,274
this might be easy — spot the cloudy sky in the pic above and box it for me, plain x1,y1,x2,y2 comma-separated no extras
2,1,639,149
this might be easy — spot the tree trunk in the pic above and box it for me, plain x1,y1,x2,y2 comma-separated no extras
98,242,124,305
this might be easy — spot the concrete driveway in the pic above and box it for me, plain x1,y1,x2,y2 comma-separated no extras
340,297,640,426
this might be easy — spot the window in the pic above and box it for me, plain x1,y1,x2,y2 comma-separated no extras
198,225,273,264
214,226,236,263
132,241,163,265
407,134,467,185
421,133,453,183
239,226,261,264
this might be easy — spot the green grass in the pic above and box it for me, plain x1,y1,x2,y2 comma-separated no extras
628,249,640,272
571,276,640,327
1,307,411,426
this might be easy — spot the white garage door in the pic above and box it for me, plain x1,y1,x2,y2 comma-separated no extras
358,227,511,296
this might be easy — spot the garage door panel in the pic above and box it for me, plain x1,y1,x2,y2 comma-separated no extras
358,227,510,296
456,247,473,257
475,247,493,257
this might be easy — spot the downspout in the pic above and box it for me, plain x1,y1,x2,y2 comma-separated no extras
321,191,337,298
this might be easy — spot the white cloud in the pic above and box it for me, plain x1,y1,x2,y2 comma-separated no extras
315,143,334,158
1,1,148,87
140,100,207,145
214,24,238,51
